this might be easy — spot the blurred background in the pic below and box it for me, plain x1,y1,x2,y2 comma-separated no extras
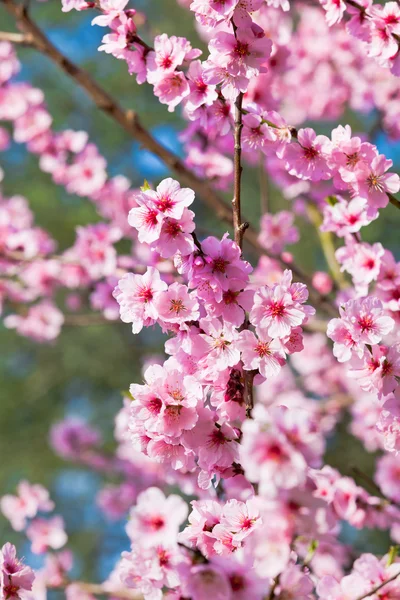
0,0,399,585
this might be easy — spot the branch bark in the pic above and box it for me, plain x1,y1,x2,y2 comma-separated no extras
232,92,246,248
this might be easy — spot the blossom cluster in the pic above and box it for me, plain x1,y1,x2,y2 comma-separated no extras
319,0,400,77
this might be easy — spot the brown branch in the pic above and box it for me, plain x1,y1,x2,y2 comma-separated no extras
232,92,244,248
388,192,400,210
0,30,32,43
244,369,257,418
0,0,338,317
267,575,280,600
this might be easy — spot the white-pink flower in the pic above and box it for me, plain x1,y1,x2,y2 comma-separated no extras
237,329,285,378
26,516,67,554
126,487,188,547
113,267,167,333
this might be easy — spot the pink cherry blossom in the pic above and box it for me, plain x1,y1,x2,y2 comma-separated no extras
250,274,310,339
1,481,54,532
283,128,332,181
258,210,299,254
0,543,35,599
26,516,68,554
154,282,199,325
126,487,188,547
237,329,285,378
355,154,400,216
113,267,168,333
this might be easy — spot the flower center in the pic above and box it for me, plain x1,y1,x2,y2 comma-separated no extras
164,220,182,237
367,174,384,191
147,515,165,531
156,195,175,212
212,257,229,273
223,290,240,305
345,152,359,167
270,301,285,317
303,146,318,160
230,573,246,591
148,397,162,415
357,315,374,332
138,287,153,302
234,41,250,57
256,341,271,357
169,299,185,314
161,55,173,69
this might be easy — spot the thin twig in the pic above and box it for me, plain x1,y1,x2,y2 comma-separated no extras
0,30,32,43
232,92,245,248
351,466,400,510
244,370,257,418
267,575,280,600
355,570,400,600
388,192,400,210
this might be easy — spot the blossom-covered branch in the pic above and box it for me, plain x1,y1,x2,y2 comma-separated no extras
1,0,400,599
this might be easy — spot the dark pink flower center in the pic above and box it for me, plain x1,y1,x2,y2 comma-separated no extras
385,13,400,24
158,548,170,567
147,515,165,530
165,405,182,419
197,80,208,94
240,517,254,530
209,428,228,446
391,288,400,301
164,221,182,237
156,195,175,212
148,397,162,414
364,258,376,270
303,146,319,161
138,287,153,302
3,583,20,598
265,443,283,460
357,315,374,332
230,574,246,591
347,214,360,225
212,257,229,273
346,152,359,167
223,290,239,305
234,41,250,57
382,360,393,377
145,209,159,226
269,301,286,317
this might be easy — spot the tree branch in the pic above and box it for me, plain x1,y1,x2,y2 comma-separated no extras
232,92,245,248
0,30,32,43
388,192,400,210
